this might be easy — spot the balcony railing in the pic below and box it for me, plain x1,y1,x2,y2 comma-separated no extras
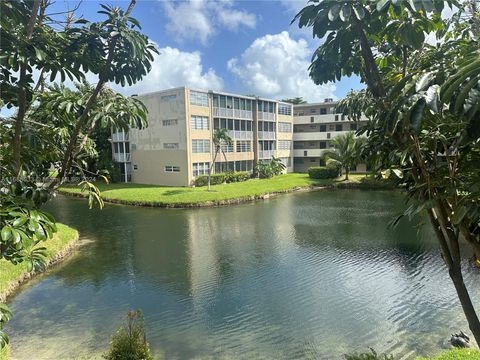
258,111,275,121
213,107,253,120
228,130,254,140
259,150,275,159
258,131,276,140
113,153,131,162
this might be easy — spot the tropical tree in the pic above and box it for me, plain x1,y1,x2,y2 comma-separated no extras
0,0,156,348
322,132,363,180
207,128,233,190
281,97,307,104
256,156,286,179
294,0,480,343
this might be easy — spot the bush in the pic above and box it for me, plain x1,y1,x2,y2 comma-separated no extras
308,166,341,179
194,172,250,187
103,310,153,360
256,157,286,179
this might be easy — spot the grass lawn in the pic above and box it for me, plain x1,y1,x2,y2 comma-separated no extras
417,348,480,359
59,173,369,206
0,223,78,299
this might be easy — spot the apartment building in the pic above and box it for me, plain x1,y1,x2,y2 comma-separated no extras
292,100,368,173
111,87,294,186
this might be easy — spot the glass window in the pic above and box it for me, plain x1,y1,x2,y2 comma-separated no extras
319,141,326,149
192,139,211,153
190,115,209,130
165,165,180,172
234,98,240,109
279,140,291,150
235,119,240,131
246,100,252,111
336,124,343,131
214,118,220,129
193,162,210,177
269,102,274,113
278,122,292,132
228,119,234,130
241,120,246,131
320,108,327,114
213,94,219,108
236,141,251,152
190,91,208,107
320,125,326,132
162,119,178,126
163,143,179,149
278,103,292,115
221,118,227,129
351,123,358,131
310,109,316,113
247,121,252,131
226,97,233,109
240,98,245,110
220,95,226,108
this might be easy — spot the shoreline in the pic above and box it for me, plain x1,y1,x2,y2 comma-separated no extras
0,226,79,303
58,181,393,209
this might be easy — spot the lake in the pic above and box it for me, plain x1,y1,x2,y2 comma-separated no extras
6,190,480,359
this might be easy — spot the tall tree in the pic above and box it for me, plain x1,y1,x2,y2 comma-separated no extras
294,0,480,343
207,128,233,190
323,132,363,180
281,97,307,104
0,0,156,348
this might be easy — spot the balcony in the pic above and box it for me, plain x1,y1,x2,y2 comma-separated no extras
258,111,275,121
113,153,131,162
112,132,129,142
293,149,328,157
227,130,254,140
213,107,253,120
259,150,275,159
258,131,276,140
293,131,354,141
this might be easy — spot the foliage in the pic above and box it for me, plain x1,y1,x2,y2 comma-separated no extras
294,0,480,344
308,166,341,179
0,0,156,349
281,97,307,104
416,348,480,359
208,129,234,190
103,310,153,360
345,348,394,360
195,172,250,187
256,157,286,179
322,132,365,180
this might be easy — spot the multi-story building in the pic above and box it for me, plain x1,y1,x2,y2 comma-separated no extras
111,87,294,186
292,100,368,173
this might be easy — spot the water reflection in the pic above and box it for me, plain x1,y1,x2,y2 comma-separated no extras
6,191,480,359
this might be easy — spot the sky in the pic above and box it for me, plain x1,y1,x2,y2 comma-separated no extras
39,0,365,102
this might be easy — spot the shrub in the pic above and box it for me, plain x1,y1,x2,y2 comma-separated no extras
256,157,286,179
103,310,153,360
308,165,341,179
194,172,250,187
225,171,251,183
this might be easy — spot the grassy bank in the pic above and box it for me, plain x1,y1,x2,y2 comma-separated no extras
0,223,79,302
417,348,480,359
59,173,378,207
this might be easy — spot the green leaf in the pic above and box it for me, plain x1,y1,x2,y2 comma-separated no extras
376,0,390,12
425,85,440,113
34,48,46,61
416,72,435,92
1,226,12,241
339,5,352,22
328,3,341,21
13,216,28,228
410,98,426,132
353,5,365,20
451,206,468,225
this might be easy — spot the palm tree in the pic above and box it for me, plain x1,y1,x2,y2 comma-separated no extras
322,132,363,180
281,97,307,104
207,128,233,190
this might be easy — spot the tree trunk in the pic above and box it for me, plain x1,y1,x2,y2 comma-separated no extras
208,147,219,191
450,266,480,345
345,168,349,181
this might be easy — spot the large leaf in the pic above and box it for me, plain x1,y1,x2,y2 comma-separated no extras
328,3,341,21
339,4,352,22
416,72,435,92
410,97,426,132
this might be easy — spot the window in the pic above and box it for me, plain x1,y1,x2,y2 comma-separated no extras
304,150,308,156
319,141,327,149
279,157,291,167
165,166,180,172
294,142,304,149
336,124,343,131
341,114,345,120
163,143,178,149
335,115,339,121
310,158,316,162
236,141,252,152
190,91,208,107
310,109,316,114
327,133,331,139
160,94,177,101
113,143,120,153
278,122,292,132
193,162,210,177
278,140,291,150
278,103,292,115
162,119,178,126
320,108,327,115
320,125,326,132
329,124,335,131
192,139,210,153
220,143,234,153
190,115,209,130
133,164,138,171
294,157,304,164
350,123,358,131
310,116,314,123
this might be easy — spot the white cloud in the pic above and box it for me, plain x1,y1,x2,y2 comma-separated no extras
162,0,257,45
228,31,336,102
110,45,224,95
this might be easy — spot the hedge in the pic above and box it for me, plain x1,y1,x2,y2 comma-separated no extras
308,166,340,179
194,172,251,187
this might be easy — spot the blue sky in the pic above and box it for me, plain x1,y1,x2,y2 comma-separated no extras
46,0,364,102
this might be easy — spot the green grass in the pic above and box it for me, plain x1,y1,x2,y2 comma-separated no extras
60,173,369,206
0,223,78,297
417,348,480,360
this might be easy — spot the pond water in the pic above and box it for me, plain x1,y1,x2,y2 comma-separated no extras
6,190,480,359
